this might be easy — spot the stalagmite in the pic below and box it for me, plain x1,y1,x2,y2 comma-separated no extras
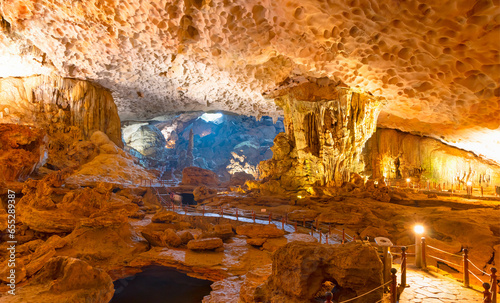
260,80,382,189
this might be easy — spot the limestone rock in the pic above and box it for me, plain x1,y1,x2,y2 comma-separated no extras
161,228,182,248
260,242,383,303
246,238,267,247
284,233,318,243
182,166,219,186
236,224,285,239
260,82,382,188
177,230,195,244
203,223,234,241
193,185,218,201
187,237,224,250
0,124,48,182
287,209,320,222
29,257,114,303
151,211,179,223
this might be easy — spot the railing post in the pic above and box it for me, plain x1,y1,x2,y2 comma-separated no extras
484,283,492,303
325,291,333,303
326,234,329,245
328,223,331,235
202,206,205,216
302,217,305,227
491,267,497,303
310,224,314,236
400,247,407,293
342,228,345,244
236,209,239,221
319,230,322,243
416,234,422,268
463,248,470,288
221,206,224,218
421,237,427,269
315,218,319,230
268,212,272,224
281,217,285,230
391,268,398,303
294,221,297,232
252,211,255,223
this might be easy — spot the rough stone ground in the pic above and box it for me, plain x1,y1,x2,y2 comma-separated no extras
399,266,483,303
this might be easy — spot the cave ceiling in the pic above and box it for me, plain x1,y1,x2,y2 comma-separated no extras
1,0,499,162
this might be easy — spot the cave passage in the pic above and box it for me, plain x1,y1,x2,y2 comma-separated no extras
110,266,213,303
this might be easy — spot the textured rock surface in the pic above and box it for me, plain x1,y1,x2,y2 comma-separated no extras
0,75,122,147
182,166,219,186
187,237,224,250
2,1,499,162
363,128,500,187
259,242,383,303
260,81,382,188
236,223,285,239
2,257,114,303
0,124,48,181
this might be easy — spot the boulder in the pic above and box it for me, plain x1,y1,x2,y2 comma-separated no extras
259,242,383,303
187,237,224,250
182,166,219,186
151,210,179,223
287,209,320,221
7,256,115,303
236,224,285,238
0,124,48,182
203,223,234,240
140,229,179,248
193,185,218,201
246,238,267,247
177,230,195,244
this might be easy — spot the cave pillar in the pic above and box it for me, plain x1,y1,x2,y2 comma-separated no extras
260,82,382,188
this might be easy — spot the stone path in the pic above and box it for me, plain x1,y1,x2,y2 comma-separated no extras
398,267,483,302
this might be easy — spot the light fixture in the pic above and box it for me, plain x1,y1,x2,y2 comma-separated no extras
466,181,472,186
414,225,424,234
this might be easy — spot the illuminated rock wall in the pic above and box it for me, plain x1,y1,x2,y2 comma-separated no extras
363,128,500,188
260,82,382,189
0,75,122,168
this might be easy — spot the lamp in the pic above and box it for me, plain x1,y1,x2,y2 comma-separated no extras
414,224,424,268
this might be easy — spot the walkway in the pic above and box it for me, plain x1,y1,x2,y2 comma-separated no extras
399,266,483,302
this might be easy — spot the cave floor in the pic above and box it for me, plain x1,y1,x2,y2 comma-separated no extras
399,266,483,302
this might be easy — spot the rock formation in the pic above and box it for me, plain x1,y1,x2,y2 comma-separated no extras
363,128,500,188
260,81,382,189
3,0,499,162
257,242,383,303
0,124,48,182
0,75,122,169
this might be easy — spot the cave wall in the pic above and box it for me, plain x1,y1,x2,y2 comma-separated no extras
363,128,500,188
260,82,382,189
0,75,122,168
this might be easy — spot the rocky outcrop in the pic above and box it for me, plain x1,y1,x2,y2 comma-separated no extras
65,131,157,186
363,128,500,190
187,238,224,250
236,224,285,239
2,257,114,303
0,124,48,182
0,75,121,145
0,76,122,168
257,242,383,303
182,166,219,186
259,81,382,190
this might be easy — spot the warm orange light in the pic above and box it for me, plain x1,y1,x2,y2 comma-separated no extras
406,178,410,183
466,181,472,186
414,225,424,234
